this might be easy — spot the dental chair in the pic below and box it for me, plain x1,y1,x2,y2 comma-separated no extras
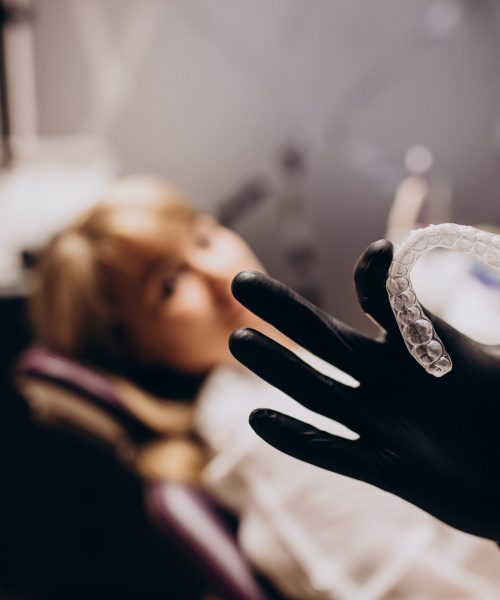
14,345,278,600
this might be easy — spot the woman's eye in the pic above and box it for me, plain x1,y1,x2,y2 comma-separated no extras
192,218,217,249
195,233,212,248
161,274,178,298
194,228,213,249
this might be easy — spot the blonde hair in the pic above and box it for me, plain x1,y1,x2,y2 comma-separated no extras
31,175,198,365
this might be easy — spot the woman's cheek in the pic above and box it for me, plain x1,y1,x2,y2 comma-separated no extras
168,277,211,318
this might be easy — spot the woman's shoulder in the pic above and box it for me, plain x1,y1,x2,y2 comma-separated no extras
195,356,356,442
195,364,263,424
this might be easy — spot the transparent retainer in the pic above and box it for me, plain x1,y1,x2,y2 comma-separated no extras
387,223,500,377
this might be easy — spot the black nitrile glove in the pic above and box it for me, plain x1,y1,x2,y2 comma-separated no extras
230,239,500,542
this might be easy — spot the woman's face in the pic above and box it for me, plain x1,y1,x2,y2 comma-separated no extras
123,216,266,374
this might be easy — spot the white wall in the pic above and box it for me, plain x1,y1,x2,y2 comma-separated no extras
31,0,500,329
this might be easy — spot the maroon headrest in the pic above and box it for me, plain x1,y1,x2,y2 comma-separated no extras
145,481,269,600
15,345,152,441
16,346,277,599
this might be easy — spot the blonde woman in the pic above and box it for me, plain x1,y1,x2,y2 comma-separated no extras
28,175,500,599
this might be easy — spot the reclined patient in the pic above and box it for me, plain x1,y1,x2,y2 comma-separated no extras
27,175,500,599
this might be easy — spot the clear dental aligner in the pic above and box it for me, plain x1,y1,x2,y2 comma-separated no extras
387,223,500,377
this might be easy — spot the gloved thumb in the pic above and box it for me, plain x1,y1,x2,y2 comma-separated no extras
354,239,399,336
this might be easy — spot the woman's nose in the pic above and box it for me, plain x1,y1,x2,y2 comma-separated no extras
189,257,233,296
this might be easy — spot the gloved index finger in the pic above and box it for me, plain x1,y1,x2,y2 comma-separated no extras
231,270,378,382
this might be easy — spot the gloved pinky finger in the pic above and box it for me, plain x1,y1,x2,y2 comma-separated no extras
249,408,377,485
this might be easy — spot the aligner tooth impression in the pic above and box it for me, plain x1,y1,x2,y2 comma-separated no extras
387,223,500,377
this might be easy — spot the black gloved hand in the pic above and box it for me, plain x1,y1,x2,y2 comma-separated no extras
230,239,500,541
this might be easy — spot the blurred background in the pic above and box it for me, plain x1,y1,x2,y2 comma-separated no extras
2,1,500,599
2,0,500,327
